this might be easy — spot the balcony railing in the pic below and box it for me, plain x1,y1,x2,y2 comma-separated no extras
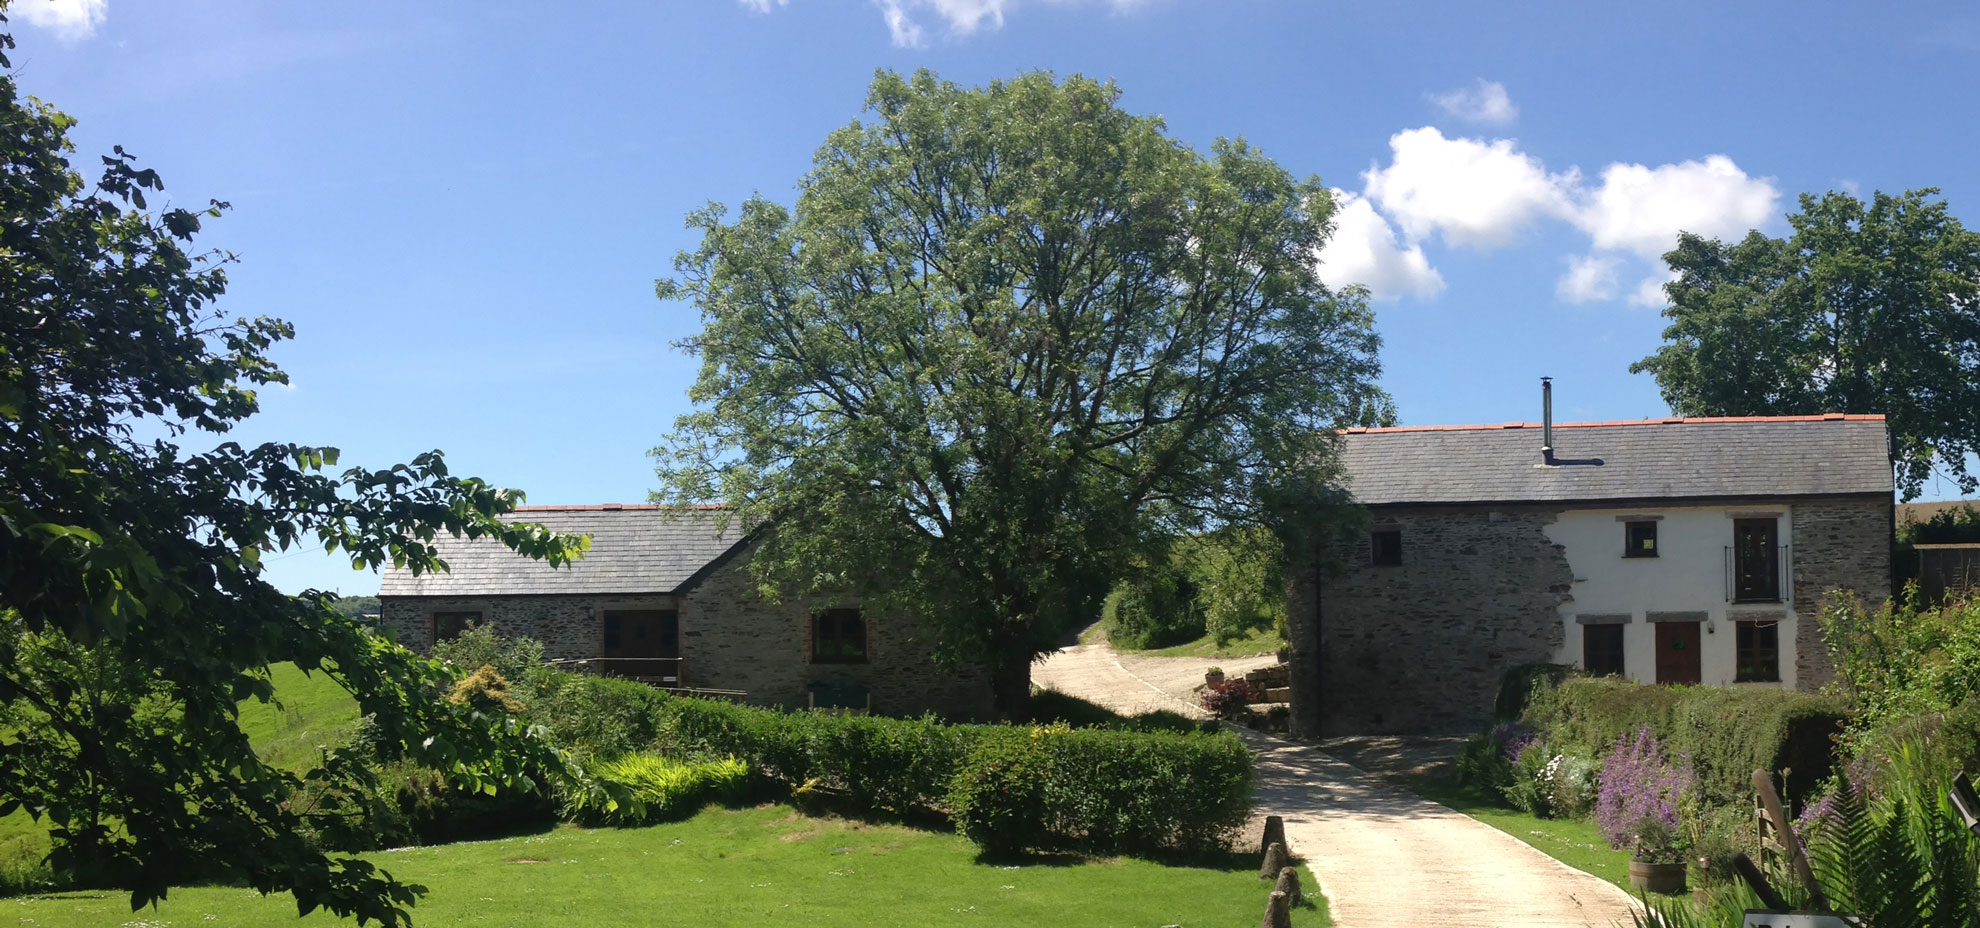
1724,544,1793,604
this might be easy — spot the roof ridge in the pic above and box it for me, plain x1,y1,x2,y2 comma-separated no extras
1342,413,1885,435
510,503,730,512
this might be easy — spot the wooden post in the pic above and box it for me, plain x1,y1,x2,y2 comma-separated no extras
1753,769,1827,910
1261,840,1290,880
1260,815,1286,857
1273,866,1303,908
1260,890,1291,928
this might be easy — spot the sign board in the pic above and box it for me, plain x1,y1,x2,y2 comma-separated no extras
1741,913,1858,928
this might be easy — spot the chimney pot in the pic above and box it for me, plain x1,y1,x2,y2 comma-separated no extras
1541,377,1555,465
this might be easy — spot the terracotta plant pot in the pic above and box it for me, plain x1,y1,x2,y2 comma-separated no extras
1628,860,1687,895
1204,671,1226,687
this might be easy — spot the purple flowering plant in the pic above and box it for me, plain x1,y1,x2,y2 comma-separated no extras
1489,721,1538,762
1595,727,1699,864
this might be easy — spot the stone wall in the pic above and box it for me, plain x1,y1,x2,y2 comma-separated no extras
1790,495,1892,692
378,545,997,721
1293,505,1573,736
679,544,998,720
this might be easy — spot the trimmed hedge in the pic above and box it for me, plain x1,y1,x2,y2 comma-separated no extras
513,669,1253,856
1492,662,1575,721
950,724,1253,854
1524,676,1848,805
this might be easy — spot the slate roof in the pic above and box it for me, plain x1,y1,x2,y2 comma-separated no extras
1339,414,1892,506
377,505,748,597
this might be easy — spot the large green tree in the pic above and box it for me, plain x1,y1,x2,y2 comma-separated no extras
652,70,1390,715
0,23,584,924
1632,189,1980,499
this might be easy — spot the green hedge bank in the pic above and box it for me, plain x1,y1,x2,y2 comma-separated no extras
522,672,1252,855
1519,674,1848,805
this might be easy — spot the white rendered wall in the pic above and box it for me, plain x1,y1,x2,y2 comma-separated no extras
1544,505,1797,688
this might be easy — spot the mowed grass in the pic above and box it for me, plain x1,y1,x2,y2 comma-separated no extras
1406,776,1632,891
2,663,360,893
11,803,1328,928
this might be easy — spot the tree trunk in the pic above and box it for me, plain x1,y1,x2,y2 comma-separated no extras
990,636,1035,722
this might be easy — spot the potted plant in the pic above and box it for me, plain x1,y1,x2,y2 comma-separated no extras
1626,820,1691,895
1595,728,1699,896
1204,666,1225,687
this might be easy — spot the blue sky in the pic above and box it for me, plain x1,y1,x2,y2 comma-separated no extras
8,0,1978,593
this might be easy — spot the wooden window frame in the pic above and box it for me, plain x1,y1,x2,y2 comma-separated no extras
1583,623,1626,677
430,610,481,644
1370,529,1403,567
809,607,869,665
1735,619,1781,683
1624,520,1659,558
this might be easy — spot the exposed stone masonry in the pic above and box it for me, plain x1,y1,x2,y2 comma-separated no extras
1291,505,1574,736
1790,495,1892,692
380,543,996,720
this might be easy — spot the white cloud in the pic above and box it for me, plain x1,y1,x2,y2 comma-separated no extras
1361,127,1578,250
1556,254,1620,304
1571,155,1778,259
1629,269,1679,308
1429,79,1518,126
1316,190,1446,301
13,0,107,40
742,0,1144,47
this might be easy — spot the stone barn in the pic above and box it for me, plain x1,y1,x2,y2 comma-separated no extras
378,505,996,720
1285,406,1893,737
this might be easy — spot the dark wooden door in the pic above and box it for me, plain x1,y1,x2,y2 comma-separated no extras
1732,518,1781,602
1655,621,1702,685
601,610,680,682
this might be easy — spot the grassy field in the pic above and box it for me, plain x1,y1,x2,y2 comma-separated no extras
1077,622,1287,659
1,663,361,893
10,803,1328,927
1405,776,1633,891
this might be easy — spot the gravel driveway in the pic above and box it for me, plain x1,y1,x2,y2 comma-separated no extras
1032,640,1641,928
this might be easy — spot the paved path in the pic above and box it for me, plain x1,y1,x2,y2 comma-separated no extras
1033,641,1641,928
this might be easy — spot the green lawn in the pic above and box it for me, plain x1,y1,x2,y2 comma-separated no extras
2,663,360,893
9,803,1328,927
1406,776,1633,891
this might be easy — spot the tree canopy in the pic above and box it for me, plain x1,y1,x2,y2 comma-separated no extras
652,70,1389,714
0,23,584,924
1632,188,1980,500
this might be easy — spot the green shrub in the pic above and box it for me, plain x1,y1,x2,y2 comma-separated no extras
431,625,545,686
1524,676,1846,806
566,754,749,825
1493,662,1574,721
447,664,525,714
1105,561,1205,649
950,724,1252,855
524,672,673,759
1543,752,1599,819
1502,740,1554,817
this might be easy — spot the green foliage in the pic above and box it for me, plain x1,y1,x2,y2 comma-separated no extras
1523,676,1846,806
1635,745,1980,928
431,625,546,688
651,68,1389,716
1104,559,1204,649
1493,662,1575,722
950,724,1253,856
1824,591,1980,738
0,28,590,922
329,595,383,620
1630,188,1980,500
565,754,749,826
446,665,525,715
1502,741,1555,817
521,671,673,760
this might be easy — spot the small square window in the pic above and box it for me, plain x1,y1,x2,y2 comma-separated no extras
1583,623,1625,677
1624,520,1658,558
1736,620,1780,683
432,611,480,643
1370,529,1402,567
811,608,868,664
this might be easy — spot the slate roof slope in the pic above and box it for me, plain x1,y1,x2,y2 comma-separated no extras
1339,415,1892,506
378,505,747,597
